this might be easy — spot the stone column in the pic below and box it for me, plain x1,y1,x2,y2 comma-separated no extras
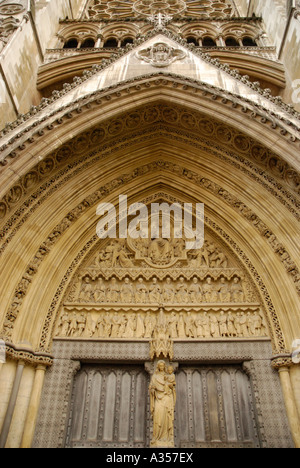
272,356,300,448
0,360,17,433
290,364,300,419
0,360,25,448
21,365,47,448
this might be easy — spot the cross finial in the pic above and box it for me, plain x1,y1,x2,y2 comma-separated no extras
148,13,172,30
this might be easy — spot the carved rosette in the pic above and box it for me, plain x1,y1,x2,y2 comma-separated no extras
0,1,26,50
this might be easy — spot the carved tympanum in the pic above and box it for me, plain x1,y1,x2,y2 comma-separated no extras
55,230,268,342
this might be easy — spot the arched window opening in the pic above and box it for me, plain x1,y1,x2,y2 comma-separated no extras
186,36,198,46
81,38,95,48
202,37,217,47
63,38,78,49
242,36,257,47
225,37,239,47
121,37,134,47
104,38,118,48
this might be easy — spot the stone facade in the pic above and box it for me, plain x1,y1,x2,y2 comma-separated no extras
0,0,299,449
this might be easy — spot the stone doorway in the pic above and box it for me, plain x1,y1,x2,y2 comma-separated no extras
175,365,261,448
65,364,150,448
64,361,261,448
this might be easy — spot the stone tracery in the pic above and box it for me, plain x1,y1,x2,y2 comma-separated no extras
85,0,236,20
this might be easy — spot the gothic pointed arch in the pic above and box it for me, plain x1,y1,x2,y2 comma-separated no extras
0,76,299,357
0,24,299,448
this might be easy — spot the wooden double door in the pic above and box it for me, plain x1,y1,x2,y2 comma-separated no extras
65,363,261,448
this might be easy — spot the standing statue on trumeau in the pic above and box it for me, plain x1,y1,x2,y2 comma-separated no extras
149,360,176,448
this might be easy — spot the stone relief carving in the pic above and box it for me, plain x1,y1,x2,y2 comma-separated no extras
72,273,250,305
0,0,26,51
0,1,26,16
0,14,19,50
55,233,268,342
149,360,176,448
136,42,186,67
55,307,267,340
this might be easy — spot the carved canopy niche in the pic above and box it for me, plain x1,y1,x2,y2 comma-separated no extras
55,195,269,344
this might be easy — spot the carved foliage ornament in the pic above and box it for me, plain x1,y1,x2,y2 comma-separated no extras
136,42,186,67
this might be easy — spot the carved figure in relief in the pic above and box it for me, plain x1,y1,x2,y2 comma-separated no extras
120,277,135,303
185,312,195,338
189,277,202,303
135,277,148,303
145,312,157,338
219,311,228,337
78,277,93,302
123,314,136,338
107,277,120,302
136,313,145,338
96,313,105,337
111,313,121,338
149,238,172,264
149,277,162,303
68,312,78,337
150,361,176,448
231,277,245,302
218,277,231,303
57,312,70,337
227,312,236,337
162,277,175,303
94,278,106,302
176,276,188,303
253,312,263,337
77,313,86,337
210,248,228,268
117,247,135,268
172,237,185,257
210,314,220,338
86,314,96,337
202,312,211,338
203,277,217,303
178,313,186,338
104,312,112,337
239,313,248,337
56,309,267,340
169,313,178,339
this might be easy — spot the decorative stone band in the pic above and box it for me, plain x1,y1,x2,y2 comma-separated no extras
4,341,53,367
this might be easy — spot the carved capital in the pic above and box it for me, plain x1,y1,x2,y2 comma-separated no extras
271,354,293,370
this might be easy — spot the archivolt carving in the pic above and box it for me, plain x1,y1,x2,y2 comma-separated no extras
0,103,299,235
